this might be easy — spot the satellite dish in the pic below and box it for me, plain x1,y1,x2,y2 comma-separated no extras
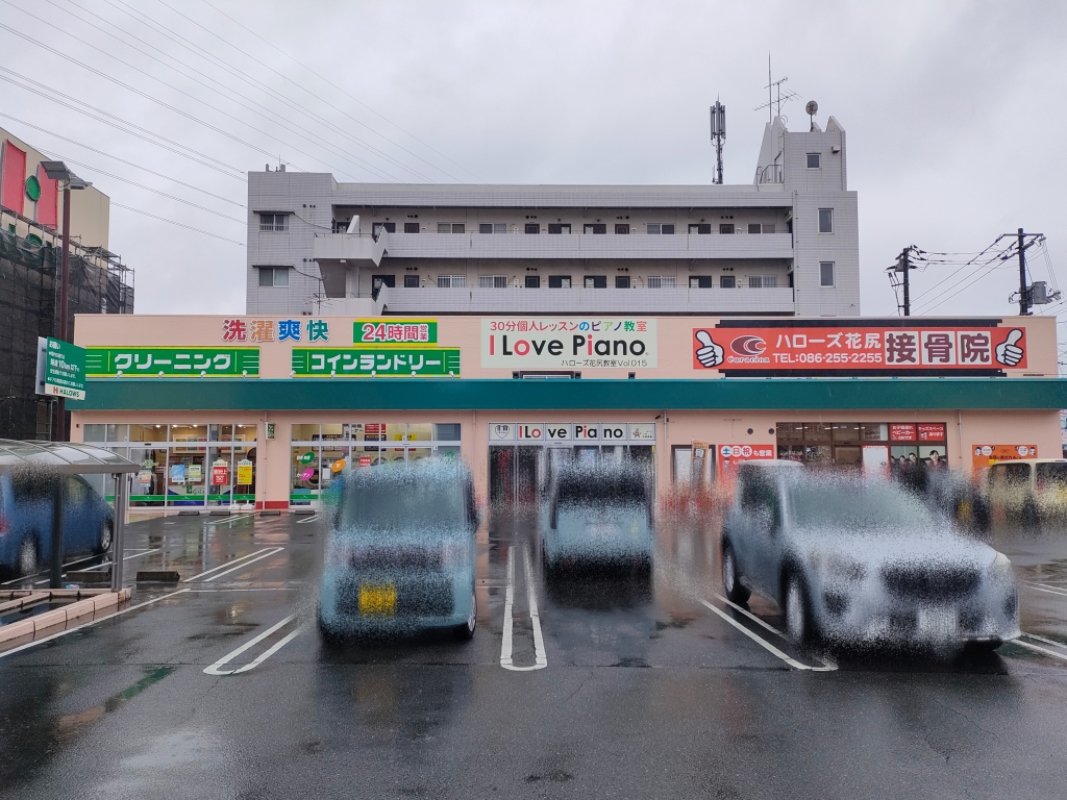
805,100,818,116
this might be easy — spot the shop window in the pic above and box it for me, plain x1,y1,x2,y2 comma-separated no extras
209,424,233,441
130,424,168,443
170,424,207,442
860,423,888,441
831,423,860,442
84,424,106,441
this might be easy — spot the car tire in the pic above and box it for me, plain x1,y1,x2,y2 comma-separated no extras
721,544,750,604
317,607,344,647
94,520,113,555
17,536,38,577
784,572,816,647
963,639,1002,655
454,588,476,641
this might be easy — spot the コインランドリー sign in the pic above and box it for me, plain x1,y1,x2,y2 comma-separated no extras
291,347,461,377
85,347,260,377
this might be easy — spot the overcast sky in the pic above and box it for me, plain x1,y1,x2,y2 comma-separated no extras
1,0,1065,331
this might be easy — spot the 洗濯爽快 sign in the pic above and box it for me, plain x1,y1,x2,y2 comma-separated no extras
85,347,260,377
37,337,87,400
291,347,460,377
693,324,1027,372
482,318,656,369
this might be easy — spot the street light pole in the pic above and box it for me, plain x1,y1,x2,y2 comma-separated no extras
55,183,72,442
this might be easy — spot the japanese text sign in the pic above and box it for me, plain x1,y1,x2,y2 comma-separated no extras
889,424,917,442
85,347,260,377
222,318,329,343
693,326,1027,372
972,444,1037,470
291,347,461,377
917,424,946,442
482,318,657,369
37,337,86,400
717,444,775,474
354,318,437,346
211,462,229,486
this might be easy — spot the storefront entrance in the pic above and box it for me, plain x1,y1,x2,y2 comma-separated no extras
776,422,949,473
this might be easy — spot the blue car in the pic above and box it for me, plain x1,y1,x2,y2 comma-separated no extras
318,461,478,641
0,472,114,578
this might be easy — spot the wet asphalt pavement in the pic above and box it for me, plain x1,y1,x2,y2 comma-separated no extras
3,511,1067,799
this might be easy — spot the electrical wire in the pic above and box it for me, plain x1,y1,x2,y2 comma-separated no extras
110,203,244,245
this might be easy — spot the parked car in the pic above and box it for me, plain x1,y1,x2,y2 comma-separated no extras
542,464,654,577
986,458,1067,531
318,460,478,640
721,462,1019,651
0,471,114,578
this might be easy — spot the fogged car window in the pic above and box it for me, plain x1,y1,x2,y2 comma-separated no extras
557,474,647,506
789,483,934,529
340,479,465,529
1036,463,1067,488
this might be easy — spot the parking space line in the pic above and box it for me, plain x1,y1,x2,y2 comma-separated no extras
1021,631,1067,650
203,614,300,675
296,514,321,524
0,589,190,660
500,546,547,672
713,593,789,640
2,553,103,586
82,548,162,571
183,547,284,582
205,513,256,527
698,598,837,672
1014,637,1067,663
1027,582,1067,598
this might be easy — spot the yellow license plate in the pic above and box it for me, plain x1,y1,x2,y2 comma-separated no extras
359,583,397,616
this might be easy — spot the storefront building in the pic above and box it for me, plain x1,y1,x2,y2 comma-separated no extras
68,313,1067,513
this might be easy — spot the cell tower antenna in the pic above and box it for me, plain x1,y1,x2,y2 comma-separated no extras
754,54,798,122
710,99,726,185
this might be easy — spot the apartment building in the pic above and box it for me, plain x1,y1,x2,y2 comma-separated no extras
246,115,858,318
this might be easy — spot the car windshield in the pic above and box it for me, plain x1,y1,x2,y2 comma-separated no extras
788,480,936,530
338,467,467,530
1036,463,1067,489
557,470,648,507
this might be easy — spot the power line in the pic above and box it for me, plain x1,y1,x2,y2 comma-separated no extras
110,203,244,245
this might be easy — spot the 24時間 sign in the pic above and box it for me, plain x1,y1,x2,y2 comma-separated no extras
354,318,437,346
482,318,657,369
692,326,1027,371
85,347,260,377
291,348,461,377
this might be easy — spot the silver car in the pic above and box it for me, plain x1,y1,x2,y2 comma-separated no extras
721,462,1020,651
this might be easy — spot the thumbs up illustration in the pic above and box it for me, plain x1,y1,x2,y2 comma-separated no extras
995,328,1024,367
695,330,725,368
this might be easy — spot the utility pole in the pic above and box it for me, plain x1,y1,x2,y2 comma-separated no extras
55,184,71,442
901,246,911,317
1018,227,1029,316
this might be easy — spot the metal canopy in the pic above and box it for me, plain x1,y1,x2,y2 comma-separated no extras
0,439,139,475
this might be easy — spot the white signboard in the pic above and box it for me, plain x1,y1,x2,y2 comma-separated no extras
482,318,657,369
489,423,657,444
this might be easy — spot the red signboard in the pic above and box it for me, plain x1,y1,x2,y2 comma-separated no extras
917,423,946,442
693,326,1027,371
211,464,229,486
889,424,917,442
1,141,26,216
358,456,372,468
716,444,775,475
972,444,1037,470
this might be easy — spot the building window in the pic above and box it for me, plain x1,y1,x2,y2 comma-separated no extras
819,208,833,233
719,224,735,234
615,275,631,289
404,222,420,233
372,222,396,236
257,267,289,287
720,275,736,289
820,261,835,287
615,224,630,234
437,275,466,288
525,275,541,288
647,276,676,288
584,276,607,288
525,223,540,234
748,223,762,234
403,274,420,288
748,275,778,289
690,275,712,288
479,223,508,234
479,275,508,288
258,213,289,232
689,223,711,234
647,224,675,234
438,223,465,233
807,153,821,169
548,275,571,288
763,223,775,234
583,223,606,234
548,223,571,234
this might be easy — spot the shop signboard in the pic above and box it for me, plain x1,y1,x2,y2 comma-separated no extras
36,337,87,400
972,444,1037,470
358,456,372,468
482,318,657,369
188,464,202,482
692,324,1027,373
170,464,186,484
917,423,946,442
717,444,775,474
354,319,437,346
889,424,917,442
488,423,656,444
291,347,460,377
85,347,260,377
211,460,229,486
237,459,254,485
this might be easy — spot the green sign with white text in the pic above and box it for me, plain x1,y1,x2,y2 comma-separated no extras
85,347,260,377
38,337,86,400
292,347,460,377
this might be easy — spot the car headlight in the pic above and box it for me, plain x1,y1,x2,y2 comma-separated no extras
814,553,867,581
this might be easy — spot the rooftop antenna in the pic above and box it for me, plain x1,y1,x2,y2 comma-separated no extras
754,54,798,123
710,99,726,184
805,100,818,131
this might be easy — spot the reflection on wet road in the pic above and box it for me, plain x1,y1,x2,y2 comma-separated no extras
2,510,1067,798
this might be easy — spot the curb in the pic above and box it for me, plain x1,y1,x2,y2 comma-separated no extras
0,589,131,646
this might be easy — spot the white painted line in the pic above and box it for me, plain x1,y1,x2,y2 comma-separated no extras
1027,582,1067,598
203,614,299,675
713,593,789,640
203,548,284,583
2,553,102,586
205,513,256,526
1013,637,1067,663
182,547,283,582
1021,632,1067,650
0,589,190,660
296,514,321,525
500,547,547,671
83,548,162,571
698,598,837,672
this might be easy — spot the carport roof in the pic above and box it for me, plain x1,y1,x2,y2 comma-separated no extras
0,439,139,475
